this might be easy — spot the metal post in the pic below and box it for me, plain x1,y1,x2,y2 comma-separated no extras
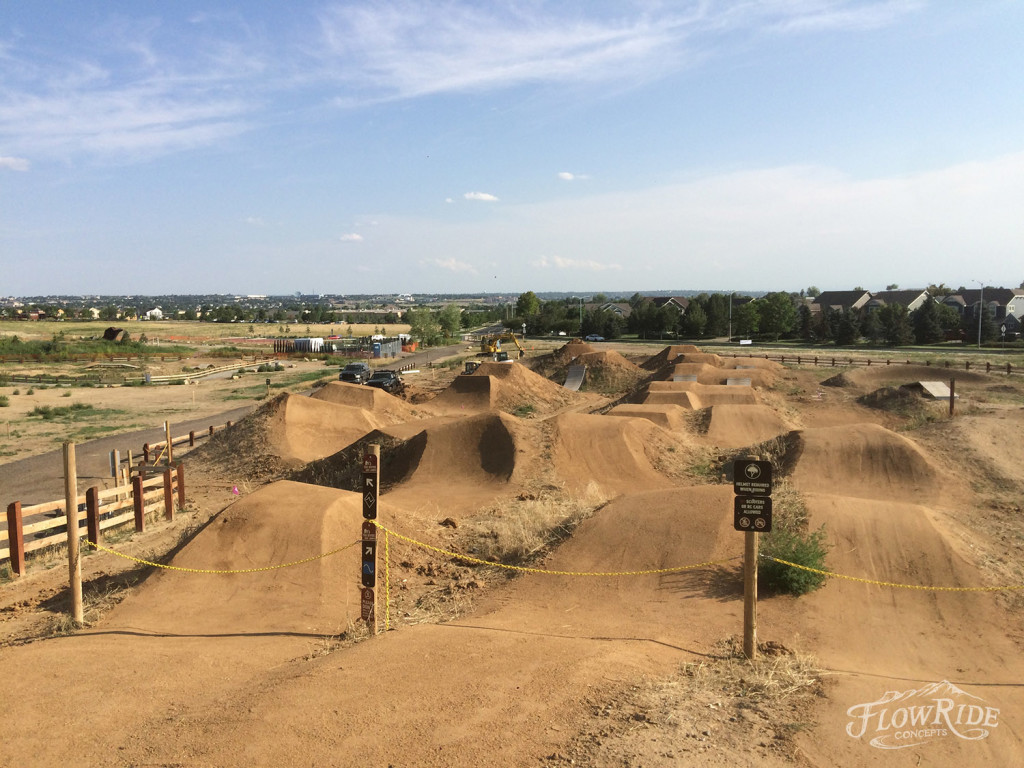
63,442,84,626
743,530,758,660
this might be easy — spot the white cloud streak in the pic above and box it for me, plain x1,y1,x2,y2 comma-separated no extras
339,233,364,242
464,191,499,202
0,156,30,171
421,257,477,273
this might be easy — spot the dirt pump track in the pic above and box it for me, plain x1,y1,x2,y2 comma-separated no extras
3,343,1024,766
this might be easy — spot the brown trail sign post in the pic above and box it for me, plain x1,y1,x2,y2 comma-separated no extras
361,444,381,634
733,458,773,660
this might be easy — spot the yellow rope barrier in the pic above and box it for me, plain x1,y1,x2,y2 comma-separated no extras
370,521,738,577
85,539,360,575
763,555,1024,592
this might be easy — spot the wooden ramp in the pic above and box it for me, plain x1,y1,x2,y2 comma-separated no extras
901,381,957,399
563,365,586,391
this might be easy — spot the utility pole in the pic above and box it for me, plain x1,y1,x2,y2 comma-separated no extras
976,281,985,348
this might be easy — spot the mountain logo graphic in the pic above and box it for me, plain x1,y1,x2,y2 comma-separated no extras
846,681,999,749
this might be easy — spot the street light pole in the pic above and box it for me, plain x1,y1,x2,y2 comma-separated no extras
729,292,733,342
976,281,985,349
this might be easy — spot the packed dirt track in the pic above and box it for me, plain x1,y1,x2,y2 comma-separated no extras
3,341,1024,766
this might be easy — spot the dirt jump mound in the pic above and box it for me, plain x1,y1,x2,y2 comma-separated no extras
662,362,777,388
701,404,794,449
641,381,758,408
551,412,690,496
311,380,417,422
606,403,691,432
424,361,580,416
106,480,365,635
786,423,945,502
641,344,702,371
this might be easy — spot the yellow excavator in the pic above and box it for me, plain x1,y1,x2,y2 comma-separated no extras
479,332,525,360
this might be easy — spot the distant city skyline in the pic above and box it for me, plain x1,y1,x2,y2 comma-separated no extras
2,2,1023,295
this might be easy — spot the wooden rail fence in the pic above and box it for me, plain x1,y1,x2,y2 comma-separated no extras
724,353,1018,376
142,421,231,464
3,465,184,576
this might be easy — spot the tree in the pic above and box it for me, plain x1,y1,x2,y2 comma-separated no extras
733,302,760,338
516,291,540,318
805,286,821,298
861,310,882,344
405,307,442,346
438,304,462,338
681,304,708,338
758,292,797,340
835,309,861,346
886,283,899,290
798,304,814,341
911,299,944,345
878,304,913,346
704,293,730,337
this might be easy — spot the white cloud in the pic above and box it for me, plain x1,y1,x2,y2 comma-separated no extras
557,172,574,181
464,191,499,202
421,257,477,273
314,1,924,101
244,216,265,226
532,255,622,271
0,156,30,171
339,233,364,242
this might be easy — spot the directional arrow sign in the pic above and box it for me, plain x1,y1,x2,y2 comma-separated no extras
733,459,773,496
362,540,377,587
362,475,377,520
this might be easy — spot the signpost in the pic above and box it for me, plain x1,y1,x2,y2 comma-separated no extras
361,445,380,633
733,458,773,660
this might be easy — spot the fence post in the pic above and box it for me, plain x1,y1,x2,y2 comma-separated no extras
86,487,100,546
1008,363,1012,375
189,430,195,447
176,463,186,508
163,467,174,520
209,425,215,437
143,443,150,463
966,361,971,371
133,475,145,532
986,362,991,373
6,502,25,576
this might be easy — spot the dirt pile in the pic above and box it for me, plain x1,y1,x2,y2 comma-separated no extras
606,403,691,431
640,381,759,408
311,380,419,423
701,404,794,449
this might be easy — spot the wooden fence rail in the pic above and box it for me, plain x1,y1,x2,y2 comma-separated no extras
2,465,184,576
142,421,231,463
724,353,1017,376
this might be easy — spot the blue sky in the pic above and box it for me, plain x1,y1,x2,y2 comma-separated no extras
2,1,1022,296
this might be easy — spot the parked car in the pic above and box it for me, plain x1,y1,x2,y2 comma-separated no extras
584,334,605,342
365,370,404,394
339,362,371,384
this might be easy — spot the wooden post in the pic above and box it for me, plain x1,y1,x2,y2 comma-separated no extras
743,530,758,660
132,475,145,532
6,502,25,576
162,467,174,520
949,379,956,417
86,487,100,546
189,430,195,447
109,449,120,478
176,463,186,508
63,442,84,626
209,425,215,437
164,421,173,465
143,443,150,463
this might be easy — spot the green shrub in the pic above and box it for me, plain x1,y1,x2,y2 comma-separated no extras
0,395,9,407
26,387,35,395
757,484,830,596
12,389,19,395
62,391,72,398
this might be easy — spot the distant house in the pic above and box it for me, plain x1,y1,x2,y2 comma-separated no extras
586,302,632,318
646,296,690,314
812,290,871,315
144,307,163,320
947,288,1016,322
1006,293,1024,321
864,289,930,313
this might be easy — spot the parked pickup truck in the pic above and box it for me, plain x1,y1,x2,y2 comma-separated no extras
339,362,371,384
365,370,404,394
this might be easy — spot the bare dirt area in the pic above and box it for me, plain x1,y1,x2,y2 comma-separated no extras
2,342,1024,767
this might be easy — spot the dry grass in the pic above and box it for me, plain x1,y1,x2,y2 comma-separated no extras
463,482,608,564
684,636,824,702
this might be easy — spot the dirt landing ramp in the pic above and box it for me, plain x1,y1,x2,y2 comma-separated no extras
787,492,1024,765
607,403,691,431
273,393,381,463
663,363,776,387
702,404,794,449
311,380,417,422
551,413,687,496
643,381,758,407
787,423,945,503
641,344,702,370
423,361,581,416
104,480,366,635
